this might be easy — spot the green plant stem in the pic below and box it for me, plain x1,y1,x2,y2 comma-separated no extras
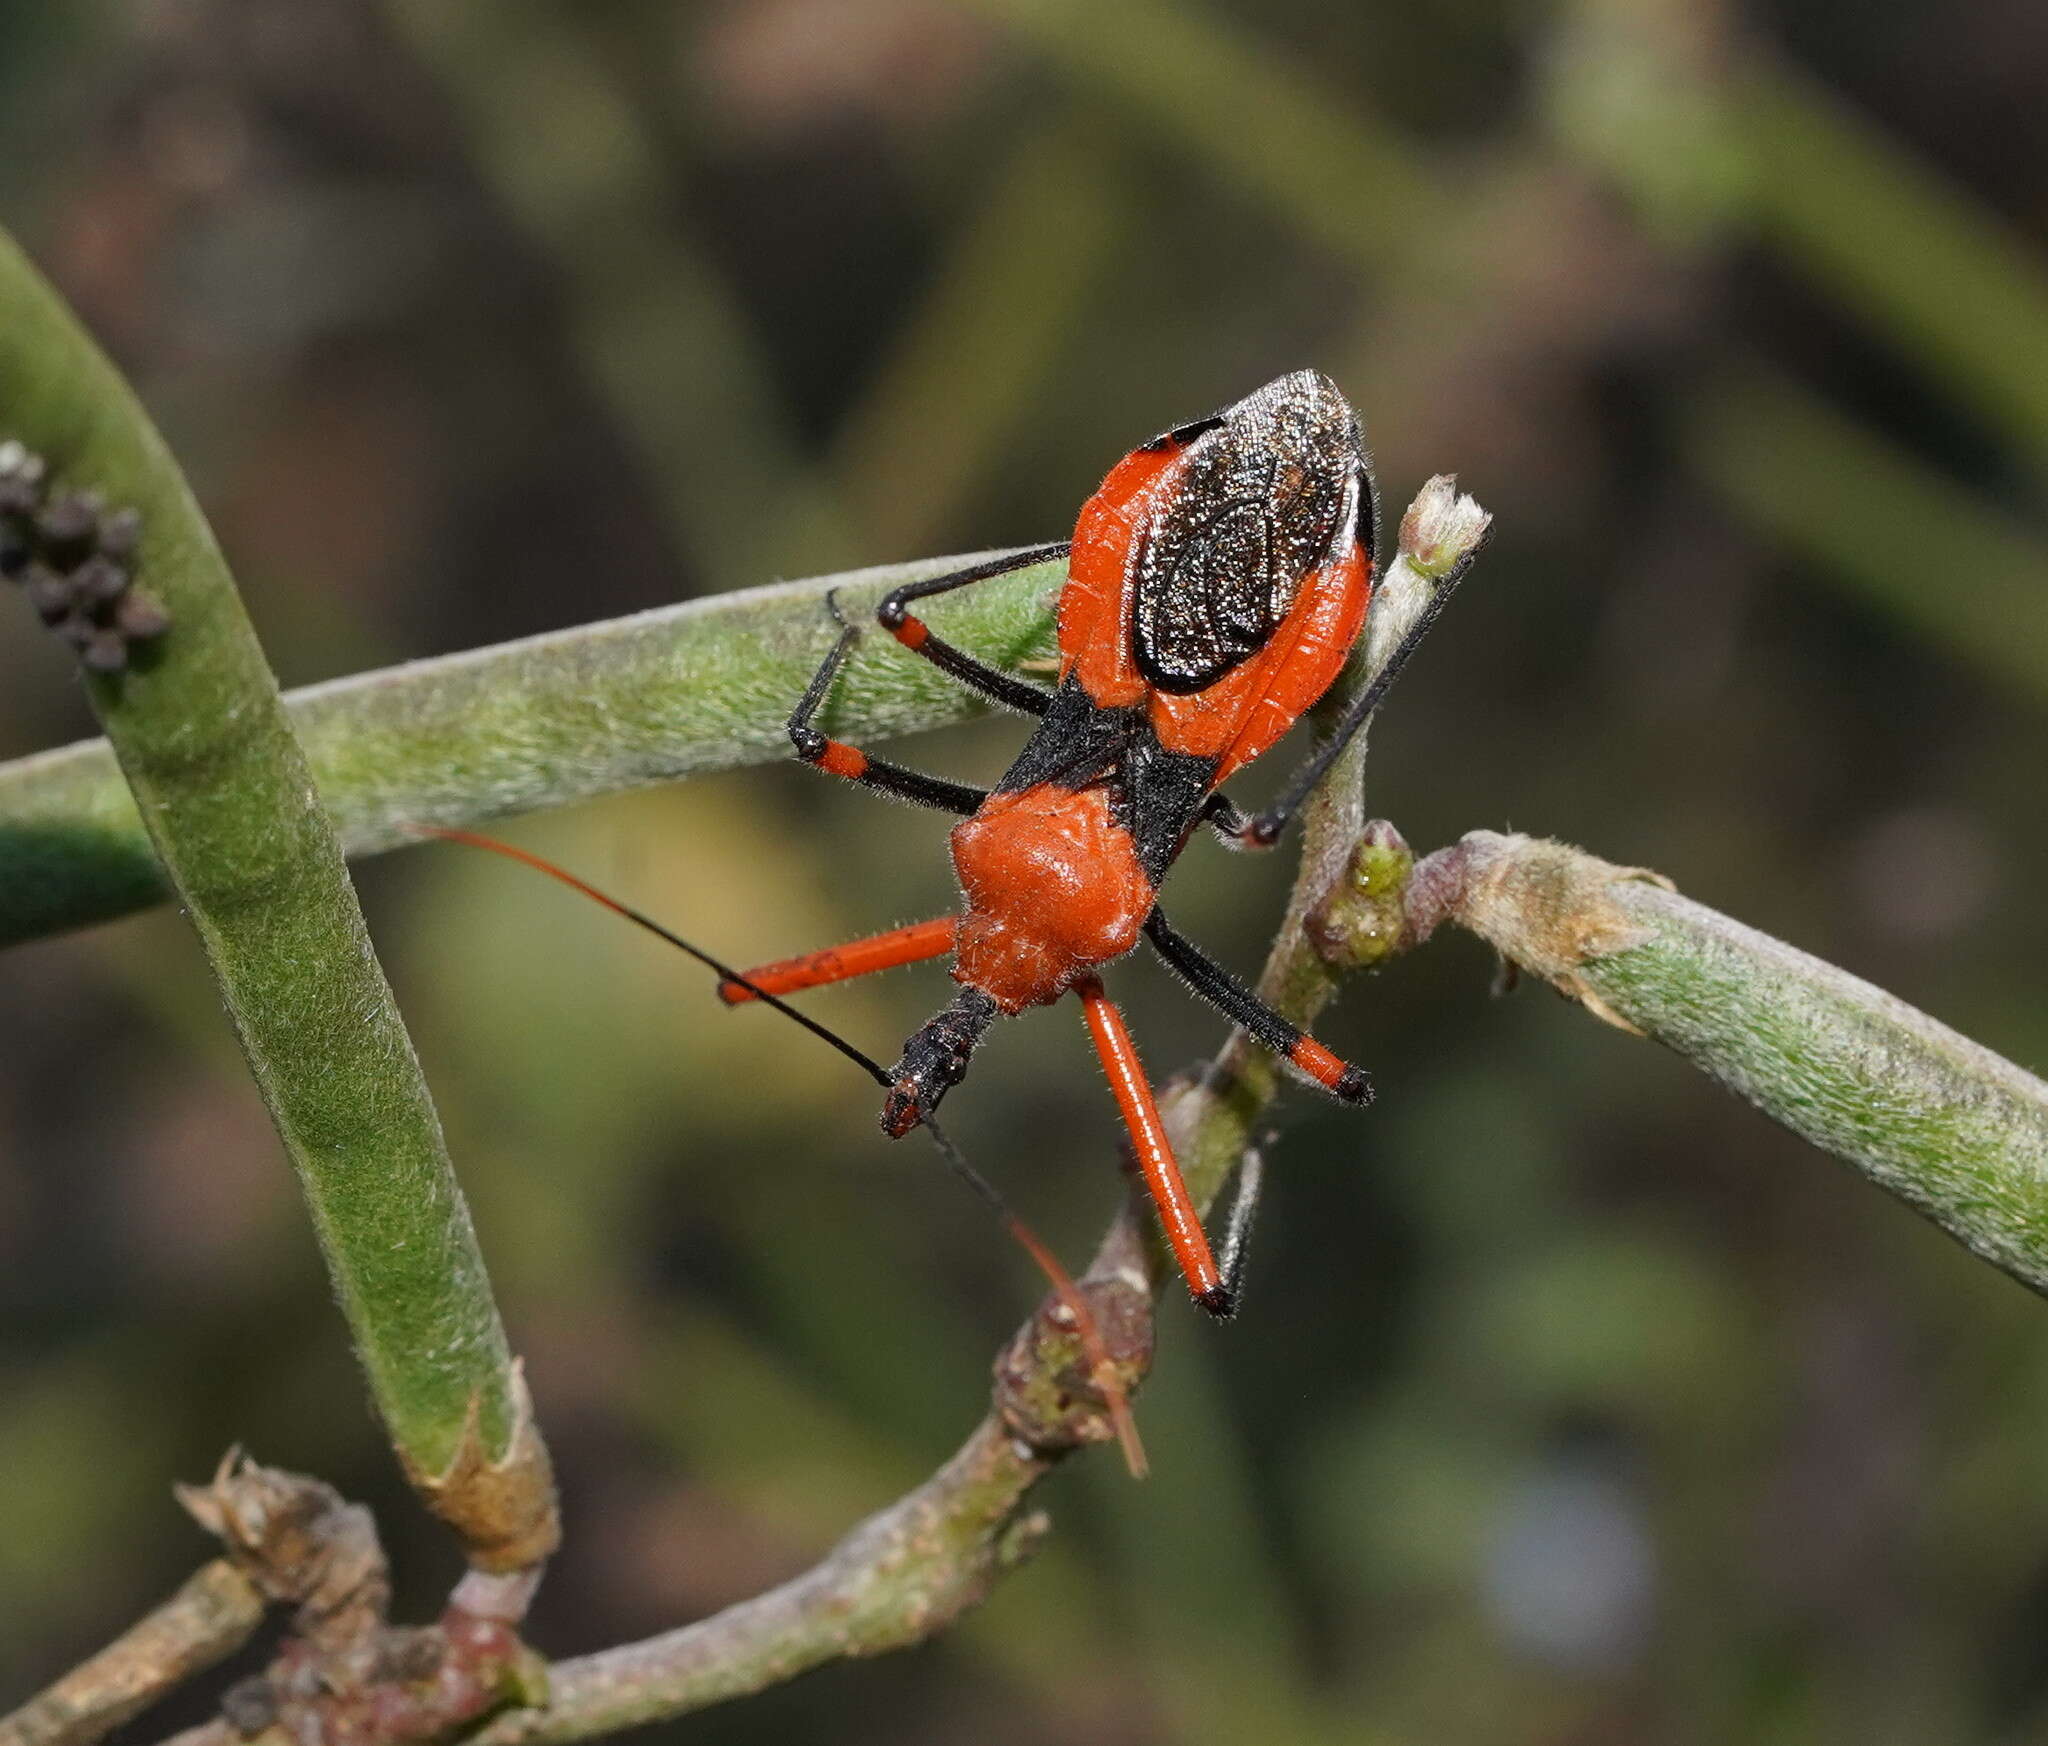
0,553,1062,947
1399,831,2048,1296
0,227,552,1564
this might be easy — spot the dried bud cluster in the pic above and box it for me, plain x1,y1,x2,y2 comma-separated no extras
0,439,167,672
219,1604,544,1746
179,1452,547,1746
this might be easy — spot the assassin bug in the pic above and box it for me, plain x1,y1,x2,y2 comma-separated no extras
716,368,1464,1317
436,371,1464,1395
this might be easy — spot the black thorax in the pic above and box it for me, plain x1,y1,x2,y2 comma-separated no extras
992,677,1219,886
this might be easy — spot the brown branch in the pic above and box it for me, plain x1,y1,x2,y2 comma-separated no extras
0,1563,263,1746
8,1454,547,1746
173,1454,546,1746
480,1422,1051,1741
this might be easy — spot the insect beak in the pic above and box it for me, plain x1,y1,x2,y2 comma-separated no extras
881,1082,924,1137
878,988,999,1141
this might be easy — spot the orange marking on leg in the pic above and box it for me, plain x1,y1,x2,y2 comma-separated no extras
889,614,931,651
1075,976,1227,1313
719,916,960,1004
1286,1035,1372,1104
1288,1036,1347,1090
814,739,870,780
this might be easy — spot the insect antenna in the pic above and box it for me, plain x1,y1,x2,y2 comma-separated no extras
414,825,1147,1477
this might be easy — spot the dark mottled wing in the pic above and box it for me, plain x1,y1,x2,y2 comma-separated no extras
1127,372,1358,695
1129,497,1279,693
1130,464,1350,694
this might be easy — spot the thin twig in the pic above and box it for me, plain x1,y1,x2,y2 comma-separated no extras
475,1420,1050,1742
0,1563,263,1746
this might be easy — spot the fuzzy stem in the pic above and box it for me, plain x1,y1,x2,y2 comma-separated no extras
1402,831,2048,1295
0,227,555,1565
0,553,1061,948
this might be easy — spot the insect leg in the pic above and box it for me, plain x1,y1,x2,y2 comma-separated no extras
1198,789,1254,844
716,916,960,1004
1073,974,1231,1318
788,601,990,814
1220,541,1480,848
418,826,1147,1476
875,543,1070,717
1142,908,1372,1104
1212,1143,1265,1316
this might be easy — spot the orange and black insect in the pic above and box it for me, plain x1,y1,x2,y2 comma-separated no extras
436,370,1460,1387
718,368,1462,1317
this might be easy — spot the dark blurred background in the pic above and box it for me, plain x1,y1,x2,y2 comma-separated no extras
5,2,2048,1741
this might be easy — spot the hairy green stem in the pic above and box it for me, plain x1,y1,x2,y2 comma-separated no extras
1401,831,2048,1296
0,554,1061,947
0,227,553,1563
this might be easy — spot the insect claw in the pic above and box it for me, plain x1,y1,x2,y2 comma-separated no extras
822,586,858,633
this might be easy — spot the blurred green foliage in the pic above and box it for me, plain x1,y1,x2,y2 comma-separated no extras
4,2,2048,1743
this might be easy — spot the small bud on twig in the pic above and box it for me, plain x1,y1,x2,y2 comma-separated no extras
1306,818,1418,971
1398,473,1492,579
172,1452,548,1746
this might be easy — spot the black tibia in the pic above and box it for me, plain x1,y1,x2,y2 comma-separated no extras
788,597,861,735
788,594,989,817
1213,1146,1266,1317
882,987,1000,1136
1227,537,1481,850
1130,370,1365,695
1142,908,1373,1104
1142,908,1299,1054
875,543,1069,718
